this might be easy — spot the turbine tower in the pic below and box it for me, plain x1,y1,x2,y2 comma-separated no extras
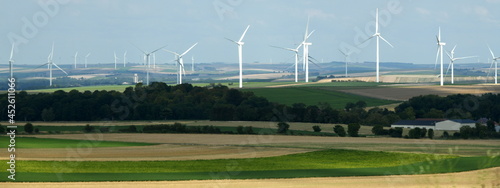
339,49,353,78
488,46,500,84
435,27,446,86
445,45,476,84
226,25,250,88
132,44,167,85
74,52,78,69
114,51,119,70
38,43,68,86
191,56,195,72
271,43,302,82
164,43,198,84
359,8,394,83
85,53,90,68
302,18,315,83
8,44,14,78
123,51,127,67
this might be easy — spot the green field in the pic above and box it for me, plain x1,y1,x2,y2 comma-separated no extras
2,149,499,182
245,87,397,107
0,136,156,148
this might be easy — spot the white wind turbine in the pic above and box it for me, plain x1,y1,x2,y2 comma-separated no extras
302,18,315,83
133,44,167,85
74,52,78,69
164,43,198,84
339,49,353,78
359,8,394,83
123,51,127,67
8,44,14,78
435,27,446,86
226,25,250,88
445,45,476,84
487,46,500,84
38,43,68,86
113,51,119,70
85,53,90,68
271,43,302,82
191,56,194,72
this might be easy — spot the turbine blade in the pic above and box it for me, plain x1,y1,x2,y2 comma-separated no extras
306,30,315,40
357,36,374,46
338,49,347,56
308,56,322,68
35,63,49,69
53,63,68,75
445,62,452,77
225,37,238,44
86,53,91,57
376,8,379,33
435,48,440,69
270,45,295,52
150,45,168,54
238,25,250,42
445,50,452,60
452,45,457,54
180,43,198,57
163,49,180,56
488,45,496,59
130,43,147,55
454,56,477,60
379,35,394,48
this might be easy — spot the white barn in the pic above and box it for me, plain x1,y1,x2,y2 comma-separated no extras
391,119,477,131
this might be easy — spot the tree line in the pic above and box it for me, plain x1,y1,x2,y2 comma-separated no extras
0,82,402,125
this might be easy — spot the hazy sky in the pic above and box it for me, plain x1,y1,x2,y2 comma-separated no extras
1,0,500,66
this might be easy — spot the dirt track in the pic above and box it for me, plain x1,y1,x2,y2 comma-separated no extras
2,167,498,188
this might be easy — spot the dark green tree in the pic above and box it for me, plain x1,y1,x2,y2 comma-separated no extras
428,129,434,139
41,108,55,122
347,123,361,137
277,122,290,134
333,125,346,137
312,125,321,132
24,123,34,134
372,125,387,135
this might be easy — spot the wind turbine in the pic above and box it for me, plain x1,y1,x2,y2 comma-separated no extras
435,27,446,86
123,51,127,67
487,46,500,84
132,44,167,85
113,51,119,70
8,44,14,78
74,52,78,69
85,53,90,68
302,18,315,83
271,43,302,82
191,56,194,72
226,25,250,88
359,8,394,83
339,49,353,78
445,45,476,84
164,43,198,84
38,43,68,86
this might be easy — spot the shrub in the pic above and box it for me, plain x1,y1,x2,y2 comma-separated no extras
333,125,346,137
442,131,449,139
428,129,434,139
84,124,94,133
372,125,387,135
347,123,361,137
408,128,421,139
277,122,290,134
34,128,40,134
0,125,4,133
389,128,403,138
244,126,254,134
24,123,34,134
236,126,244,134
312,125,321,132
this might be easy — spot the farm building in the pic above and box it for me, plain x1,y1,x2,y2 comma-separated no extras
391,119,477,131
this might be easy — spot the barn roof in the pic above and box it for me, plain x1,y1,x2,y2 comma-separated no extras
392,120,439,126
450,119,476,124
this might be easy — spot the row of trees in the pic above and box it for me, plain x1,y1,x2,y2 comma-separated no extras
395,94,500,122
0,82,401,127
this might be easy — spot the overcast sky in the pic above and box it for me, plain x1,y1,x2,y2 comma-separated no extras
1,0,500,66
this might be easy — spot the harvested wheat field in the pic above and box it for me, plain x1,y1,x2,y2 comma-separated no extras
2,167,498,188
18,134,500,157
7,144,315,161
341,84,500,101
